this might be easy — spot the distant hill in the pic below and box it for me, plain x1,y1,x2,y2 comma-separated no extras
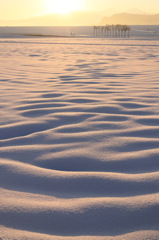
0,11,159,26
124,8,155,15
0,11,103,26
99,13,159,25
0,10,118,27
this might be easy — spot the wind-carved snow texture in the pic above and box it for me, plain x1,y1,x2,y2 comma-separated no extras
0,38,159,240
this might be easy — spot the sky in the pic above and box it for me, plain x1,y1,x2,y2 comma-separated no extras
0,0,158,20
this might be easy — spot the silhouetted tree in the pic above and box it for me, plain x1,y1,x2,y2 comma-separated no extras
127,26,131,37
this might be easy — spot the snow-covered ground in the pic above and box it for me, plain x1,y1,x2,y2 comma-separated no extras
0,36,159,239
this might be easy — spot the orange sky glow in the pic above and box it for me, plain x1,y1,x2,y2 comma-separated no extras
0,0,158,20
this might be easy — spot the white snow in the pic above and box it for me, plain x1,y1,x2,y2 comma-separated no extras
0,36,159,239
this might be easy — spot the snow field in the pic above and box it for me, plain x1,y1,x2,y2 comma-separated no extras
0,37,159,239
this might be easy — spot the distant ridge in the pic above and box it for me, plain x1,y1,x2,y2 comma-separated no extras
0,12,159,26
99,13,159,25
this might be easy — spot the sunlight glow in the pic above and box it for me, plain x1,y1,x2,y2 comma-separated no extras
46,0,81,14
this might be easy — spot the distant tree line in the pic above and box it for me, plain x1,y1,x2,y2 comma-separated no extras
93,24,131,38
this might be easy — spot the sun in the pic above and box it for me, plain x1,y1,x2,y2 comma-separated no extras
46,0,81,14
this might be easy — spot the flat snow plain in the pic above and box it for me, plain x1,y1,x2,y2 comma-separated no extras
0,37,159,239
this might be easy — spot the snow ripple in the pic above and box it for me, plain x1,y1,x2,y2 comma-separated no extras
0,38,159,239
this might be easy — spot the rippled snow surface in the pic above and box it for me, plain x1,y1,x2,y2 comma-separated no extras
0,38,159,239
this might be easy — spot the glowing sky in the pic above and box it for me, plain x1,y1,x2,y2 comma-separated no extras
0,0,158,20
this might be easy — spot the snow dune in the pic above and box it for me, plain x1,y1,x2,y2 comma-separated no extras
0,37,159,239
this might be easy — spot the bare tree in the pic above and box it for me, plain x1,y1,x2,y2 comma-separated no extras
104,26,106,36
127,26,131,38
121,25,124,37
123,25,127,37
93,26,96,36
101,26,104,36
108,25,111,37
95,26,98,36
111,25,115,37
115,25,118,37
